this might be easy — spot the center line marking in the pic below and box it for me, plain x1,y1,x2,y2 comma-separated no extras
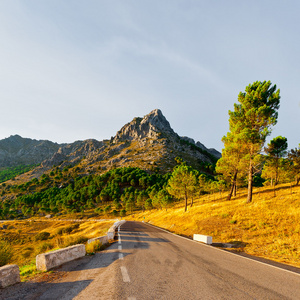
118,245,122,251
120,266,130,282
119,253,124,260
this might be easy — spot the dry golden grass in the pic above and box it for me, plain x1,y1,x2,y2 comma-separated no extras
0,219,115,272
127,183,300,268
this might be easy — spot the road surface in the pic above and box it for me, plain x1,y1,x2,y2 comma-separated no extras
1,221,300,299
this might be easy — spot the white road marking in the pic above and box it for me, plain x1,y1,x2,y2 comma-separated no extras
118,234,122,244
119,253,124,260
118,245,122,251
120,266,130,282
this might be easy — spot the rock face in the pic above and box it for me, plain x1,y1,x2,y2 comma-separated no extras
0,135,63,168
0,109,221,176
113,109,174,142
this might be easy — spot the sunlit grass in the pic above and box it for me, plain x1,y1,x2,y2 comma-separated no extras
0,218,115,280
128,183,300,268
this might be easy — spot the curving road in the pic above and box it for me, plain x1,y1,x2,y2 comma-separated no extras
1,221,300,299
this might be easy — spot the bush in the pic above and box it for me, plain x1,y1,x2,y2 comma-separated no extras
63,236,88,247
34,231,51,241
56,224,80,235
86,240,104,254
112,210,119,217
56,227,64,235
36,242,54,254
20,263,37,278
120,209,126,217
22,250,32,259
0,240,13,266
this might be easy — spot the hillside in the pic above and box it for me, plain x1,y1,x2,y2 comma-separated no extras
0,135,63,168
0,109,220,183
38,109,220,175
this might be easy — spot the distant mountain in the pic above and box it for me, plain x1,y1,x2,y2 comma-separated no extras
0,135,63,168
0,109,221,177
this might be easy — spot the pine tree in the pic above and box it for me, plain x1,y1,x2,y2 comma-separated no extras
167,165,197,212
227,81,280,203
262,136,288,186
216,128,248,200
288,145,300,185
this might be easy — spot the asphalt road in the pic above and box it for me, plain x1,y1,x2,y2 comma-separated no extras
2,221,300,299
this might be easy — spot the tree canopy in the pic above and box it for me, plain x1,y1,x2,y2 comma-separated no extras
226,81,280,202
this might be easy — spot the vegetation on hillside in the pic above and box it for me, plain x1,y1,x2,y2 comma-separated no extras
0,164,38,183
0,164,218,219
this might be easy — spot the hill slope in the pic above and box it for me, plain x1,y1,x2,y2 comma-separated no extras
0,135,63,168
1,109,220,180
40,109,220,174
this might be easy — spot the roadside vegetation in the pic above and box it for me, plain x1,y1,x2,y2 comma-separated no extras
0,219,115,279
128,182,300,268
0,164,38,183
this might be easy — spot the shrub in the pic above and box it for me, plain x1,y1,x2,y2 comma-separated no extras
63,236,88,247
95,207,104,215
56,227,64,235
0,240,13,266
86,240,103,254
36,242,54,254
112,210,119,217
56,224,80,235
22,250,32,259
20,263,37,278
120,209,126,217
34,231,51,241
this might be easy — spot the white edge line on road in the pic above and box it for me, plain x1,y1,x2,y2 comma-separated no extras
143,222,300,278
120,266,130,282
119,253,124,260
118,245,122,251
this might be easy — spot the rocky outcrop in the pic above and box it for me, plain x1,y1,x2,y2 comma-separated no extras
0,109,221,176
41,139,106,168
0,135,62,168
113,109,174,143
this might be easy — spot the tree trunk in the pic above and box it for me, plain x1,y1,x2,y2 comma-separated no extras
190,196,194,207
184,192,188,212
247,161,253,203
227,171,237,200
234,184,237,197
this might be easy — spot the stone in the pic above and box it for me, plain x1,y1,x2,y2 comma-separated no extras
87,235,108,245
36,244,86,272
0,265,20,288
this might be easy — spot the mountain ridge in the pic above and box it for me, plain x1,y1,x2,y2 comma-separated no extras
0,109,221,177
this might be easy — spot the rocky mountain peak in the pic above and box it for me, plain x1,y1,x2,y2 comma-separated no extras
113,109,174,143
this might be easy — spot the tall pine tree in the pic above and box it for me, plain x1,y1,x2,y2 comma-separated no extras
227,81,280,203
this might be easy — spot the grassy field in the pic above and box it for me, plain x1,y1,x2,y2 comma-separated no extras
127,183,300,268
1,182,299,281
0,218,115,279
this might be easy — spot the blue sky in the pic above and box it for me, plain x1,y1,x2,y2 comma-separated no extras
0,1,299,151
